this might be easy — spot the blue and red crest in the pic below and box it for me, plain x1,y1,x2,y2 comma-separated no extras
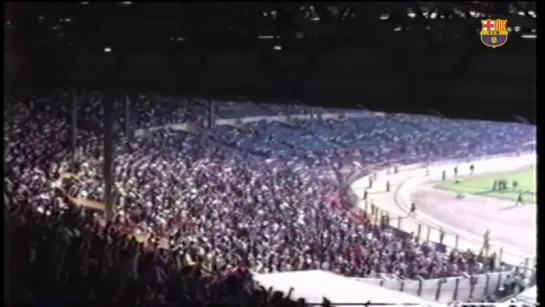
480,19,509,48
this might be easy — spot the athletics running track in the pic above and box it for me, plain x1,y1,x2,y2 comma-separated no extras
349,153,536,267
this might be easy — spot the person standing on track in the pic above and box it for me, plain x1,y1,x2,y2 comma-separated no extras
363,189,368,200
439,227,445,244
514,191,524,206
386,179,390,192
512,180,519,191
409,202,416,216
483,229,490,253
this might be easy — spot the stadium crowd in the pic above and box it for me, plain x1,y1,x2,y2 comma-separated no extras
4,93,536,305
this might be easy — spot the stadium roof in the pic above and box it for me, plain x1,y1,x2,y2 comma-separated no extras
4,2,537,123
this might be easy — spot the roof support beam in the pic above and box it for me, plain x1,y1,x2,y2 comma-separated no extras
426,43,481,106
290,5,352,95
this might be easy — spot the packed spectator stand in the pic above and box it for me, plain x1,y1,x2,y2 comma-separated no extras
4,92,536,306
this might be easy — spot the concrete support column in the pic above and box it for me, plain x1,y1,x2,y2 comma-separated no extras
3,89,10,304
103,94,114,221
124,93,132,140
208,99,215,128
4,216,10,304
4,84,11,122
70,89,78,164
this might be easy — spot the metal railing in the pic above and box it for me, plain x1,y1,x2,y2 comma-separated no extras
353,270,535,303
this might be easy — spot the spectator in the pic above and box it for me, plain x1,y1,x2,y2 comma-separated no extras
4,94,536,304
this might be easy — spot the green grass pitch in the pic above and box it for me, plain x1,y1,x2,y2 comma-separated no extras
435,168,536,203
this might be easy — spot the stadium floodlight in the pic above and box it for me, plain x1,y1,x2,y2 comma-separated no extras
104,47,112,53
407,8,416,19
520,34,537,39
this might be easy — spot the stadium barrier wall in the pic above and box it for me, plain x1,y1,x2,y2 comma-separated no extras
346,151,536,303
134,111,373,137
353,272,514,303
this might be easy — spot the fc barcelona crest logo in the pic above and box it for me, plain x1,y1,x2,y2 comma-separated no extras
480,19,509,48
